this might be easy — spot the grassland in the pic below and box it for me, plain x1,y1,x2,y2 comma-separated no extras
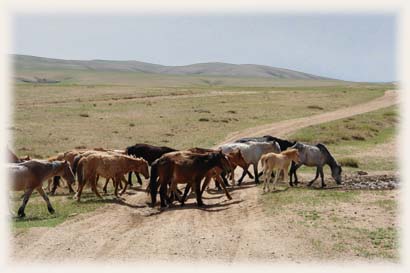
288,105,398,172
11,84,388,158
9,81,397,239
260,187,399,260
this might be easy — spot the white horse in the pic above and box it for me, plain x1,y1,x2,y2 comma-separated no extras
218,141,280,184
260,149,300,192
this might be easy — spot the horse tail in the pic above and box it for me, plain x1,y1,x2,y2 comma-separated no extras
76,159,85,185
72,155,82,175
147,160,159,207
260,154,266,168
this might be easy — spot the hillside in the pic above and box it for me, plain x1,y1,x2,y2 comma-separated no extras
11,54,350,87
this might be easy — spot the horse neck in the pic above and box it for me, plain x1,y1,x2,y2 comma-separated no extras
324,152,338,170
42,162,63,181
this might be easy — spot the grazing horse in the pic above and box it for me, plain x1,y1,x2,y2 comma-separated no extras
8,160,75,217
289,142,342,188
149,150,231,208
261,149,300,192
76,154,149,201
218,141,280,184
126,143,177,185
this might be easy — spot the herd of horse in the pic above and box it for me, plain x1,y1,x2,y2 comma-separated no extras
7,135,342,217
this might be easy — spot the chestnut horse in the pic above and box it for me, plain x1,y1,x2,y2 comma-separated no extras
8,160,75,217
149,150,231,208
75,154,149,201
261,149,300,192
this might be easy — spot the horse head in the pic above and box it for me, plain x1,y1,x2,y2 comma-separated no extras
331,164,343,184
134,158,150,179
210,151,231,173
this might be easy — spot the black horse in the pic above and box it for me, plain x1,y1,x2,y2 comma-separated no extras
125,143,177,185
236,135,296,151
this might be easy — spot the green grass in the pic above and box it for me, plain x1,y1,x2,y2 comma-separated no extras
289,106,398,145
11,84,388,158
288,106,398,172
261,189,399,260
10,191,117,229
338,157,360,168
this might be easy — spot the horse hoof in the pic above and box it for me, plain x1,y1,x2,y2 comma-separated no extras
197,202,205,207
48,207,55,214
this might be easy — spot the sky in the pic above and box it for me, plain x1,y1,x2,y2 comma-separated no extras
12,13,396,82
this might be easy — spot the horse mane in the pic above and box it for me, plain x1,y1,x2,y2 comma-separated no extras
281,149,297,156
316,143,339,166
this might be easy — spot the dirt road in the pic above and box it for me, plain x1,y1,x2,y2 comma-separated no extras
10,90,399,263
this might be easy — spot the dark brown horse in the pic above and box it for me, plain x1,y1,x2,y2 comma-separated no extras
125,143,177,185
8,160,75,217
149,150,231,208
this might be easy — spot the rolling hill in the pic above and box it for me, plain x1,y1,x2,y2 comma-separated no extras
12,54,345,87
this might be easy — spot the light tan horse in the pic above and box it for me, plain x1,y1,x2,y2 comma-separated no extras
75,153,149,201
261,149,300,192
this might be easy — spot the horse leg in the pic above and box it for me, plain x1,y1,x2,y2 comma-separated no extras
127,171,133,186
201,176,211,195
291,164,302,186
237,169,247,185
91,177,103,199
262,168,268,192
319,167,326,188
120,176,129,195
272,169,280,191
103,178,110,194
50,176,60,195
221,173,230,187
179,184,191,206
159,183,167,208
136,172,143,185
67,180,75,194
216,175,232,200
308,168,320,186
18,188,34,218
36,187,55,214
253,164,259,184
195,180,204,207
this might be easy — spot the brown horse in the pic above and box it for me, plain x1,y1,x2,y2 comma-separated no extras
261,149,300,192
188,148,247,195
75,153,149,201
149,150,231,208
8,160,75,217
71,150,129,194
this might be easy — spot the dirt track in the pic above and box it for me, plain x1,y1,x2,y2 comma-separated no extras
10,90,398,263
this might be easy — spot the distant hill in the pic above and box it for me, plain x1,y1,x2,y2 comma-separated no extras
13,54,332,80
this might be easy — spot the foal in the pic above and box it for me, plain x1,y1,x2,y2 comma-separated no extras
261,149,300,192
